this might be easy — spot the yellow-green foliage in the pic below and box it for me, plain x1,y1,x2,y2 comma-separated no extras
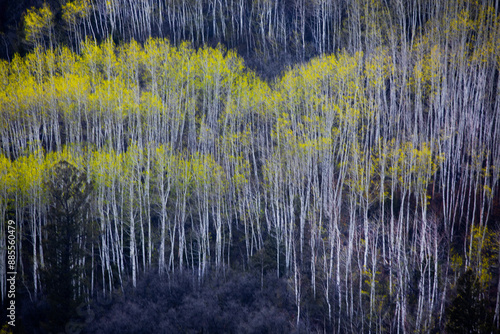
0,323,13,334
62,0,91,25
11,151,45,200
384,140,442,192
450,251,463,276
276,51,364,117
232,156,250,189
90,78,135,117
190,153,225,192
0,37,473,205
24,3,53,45
364,48,392,88
0,155,14,197
469,226,499,287
90,149,122,188
412,44,443,99
45,146,85,169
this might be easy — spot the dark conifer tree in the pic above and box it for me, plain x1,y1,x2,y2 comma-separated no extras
42,161,93,331
446,269,494,334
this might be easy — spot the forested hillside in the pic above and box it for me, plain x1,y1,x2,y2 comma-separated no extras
1,0,500,333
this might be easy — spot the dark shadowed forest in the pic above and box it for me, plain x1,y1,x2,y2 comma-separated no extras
1,0,500,333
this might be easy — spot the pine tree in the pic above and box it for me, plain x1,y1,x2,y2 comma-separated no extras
446,269,494,334
42,160,93,330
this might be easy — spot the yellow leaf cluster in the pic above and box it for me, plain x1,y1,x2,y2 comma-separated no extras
24,3,53,44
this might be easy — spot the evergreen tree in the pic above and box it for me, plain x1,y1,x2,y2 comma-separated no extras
446,269,494,334
42,161,93,331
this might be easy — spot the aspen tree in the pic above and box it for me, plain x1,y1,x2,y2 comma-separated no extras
154,145,174,274
24,3,54,49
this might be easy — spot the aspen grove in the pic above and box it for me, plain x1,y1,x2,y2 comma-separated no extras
1,0,500,332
